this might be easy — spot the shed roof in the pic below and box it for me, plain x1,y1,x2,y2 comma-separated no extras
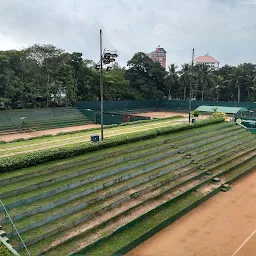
196,105,248,114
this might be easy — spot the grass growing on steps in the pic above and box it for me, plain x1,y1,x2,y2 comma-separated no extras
71,154,256,256
4,121,255,255
3,123,232,194
0,118,225,172
0,121,231,180
4,128,244,216
0,244,12,256
25,147,254,253
11,136,249,231
68,192,203,256
4,131,252,233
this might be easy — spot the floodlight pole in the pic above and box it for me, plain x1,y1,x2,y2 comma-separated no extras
100,29,104,141
189,48,194,123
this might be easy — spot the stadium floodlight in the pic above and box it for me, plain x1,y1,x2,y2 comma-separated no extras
96,30,118,141
102,58,111,64
188,48,195,123
104,53,111,58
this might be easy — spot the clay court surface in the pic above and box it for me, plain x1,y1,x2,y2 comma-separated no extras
135,111,188,118
0,124,100,141
135,111,214,120
127,170,256,256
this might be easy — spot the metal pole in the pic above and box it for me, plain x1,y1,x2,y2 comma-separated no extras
100,29,104,141
0,200,30,256
189,48,194,123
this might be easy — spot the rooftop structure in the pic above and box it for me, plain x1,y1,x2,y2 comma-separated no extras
196,105,248,114
194,54,219,68
148,46,167,69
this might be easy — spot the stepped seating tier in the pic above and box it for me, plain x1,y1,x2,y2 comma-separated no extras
0,108,91,134
0,123,255,256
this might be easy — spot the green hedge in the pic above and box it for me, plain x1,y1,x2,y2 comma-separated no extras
0,118,224,173
0,116,183,144
0,244,12,256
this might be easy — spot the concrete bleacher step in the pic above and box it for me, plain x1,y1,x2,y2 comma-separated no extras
221,184,231,192
0,107,92,133
2,236,9,243
3,124,254,254
13,134,252,252
0,230,6,237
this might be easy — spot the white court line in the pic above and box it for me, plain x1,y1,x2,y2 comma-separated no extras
231,228,256,256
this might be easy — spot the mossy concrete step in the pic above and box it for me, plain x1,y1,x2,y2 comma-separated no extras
2,236,9,243
221,184,231,192
0,230,6,237
213,177,221,182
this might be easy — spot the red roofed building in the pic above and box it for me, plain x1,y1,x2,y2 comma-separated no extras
194,54,219,69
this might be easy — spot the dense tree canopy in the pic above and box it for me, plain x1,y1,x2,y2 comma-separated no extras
0,44,255,108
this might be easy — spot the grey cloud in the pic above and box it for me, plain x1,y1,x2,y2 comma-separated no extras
0,0,255,67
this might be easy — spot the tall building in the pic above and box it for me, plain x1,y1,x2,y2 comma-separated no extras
193,54,219,69
148,46,167,69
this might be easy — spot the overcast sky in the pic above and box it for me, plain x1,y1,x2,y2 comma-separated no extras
0,0,255,67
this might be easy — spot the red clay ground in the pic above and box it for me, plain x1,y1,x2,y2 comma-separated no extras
0,124,100,142
135,111,231,121
127,170,256,256
133,111,188,118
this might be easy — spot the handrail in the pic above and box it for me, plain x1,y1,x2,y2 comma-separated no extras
0,200,30,256
0,236,20,256
236,122,248,129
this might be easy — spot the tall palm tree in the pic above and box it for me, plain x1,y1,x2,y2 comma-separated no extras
164,64,178,100
229,65,245,103
196,64,215,101
212,75,224,102
178,64,193,100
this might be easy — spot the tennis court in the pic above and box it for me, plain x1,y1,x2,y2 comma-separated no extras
127,169,256,256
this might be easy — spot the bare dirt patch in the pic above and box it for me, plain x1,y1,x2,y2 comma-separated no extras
0,124,100,142
133,111,212,120
133,111,188,119
133,111,231,121
127,170,256,256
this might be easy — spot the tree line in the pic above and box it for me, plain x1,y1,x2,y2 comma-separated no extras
0,44,255,108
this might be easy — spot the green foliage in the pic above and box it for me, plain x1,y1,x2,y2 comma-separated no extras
125,52,166,99
195,64,216,101
0,118,224,173
178,64,193,100
0,45,256,104
211,112,227,118
191,110,199,117
0,244,12,256
0,97,8,103
164,64,179,100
